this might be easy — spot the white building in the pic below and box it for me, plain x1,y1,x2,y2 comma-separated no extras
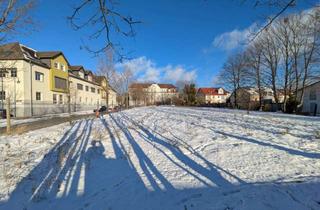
0,42,71,117
196,87,230,104
68,66,102,112
0,42,111,118
129,83,178,106
298,81,320,115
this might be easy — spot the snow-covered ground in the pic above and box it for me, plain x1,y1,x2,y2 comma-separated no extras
0,106,319,210
0,110,93,128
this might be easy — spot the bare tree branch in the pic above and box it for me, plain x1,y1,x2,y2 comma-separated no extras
0,0,36,43
68,0,141,60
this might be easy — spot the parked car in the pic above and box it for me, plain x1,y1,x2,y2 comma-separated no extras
93,106,107,114
99,106,107,113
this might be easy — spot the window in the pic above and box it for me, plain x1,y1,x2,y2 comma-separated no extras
60,64,65,71
97,89,100,94
35,72,44,81
0,68,7,77
53,94,57,104
59,95,63,104
54,62,59,69
54,77,67,89
310,88,317,100
91,87,95,93
79,71,84,78
36,92,41,101
79,97,82,102
77,83,83,90
0,91,5,100
85,86,89,91
10,68,17,77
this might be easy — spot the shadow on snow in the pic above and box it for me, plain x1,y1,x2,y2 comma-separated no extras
0,113,319,210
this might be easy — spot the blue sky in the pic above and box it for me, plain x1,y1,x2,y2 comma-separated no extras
14,0,315,87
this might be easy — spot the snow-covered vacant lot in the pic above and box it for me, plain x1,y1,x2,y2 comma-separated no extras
0,106,320,210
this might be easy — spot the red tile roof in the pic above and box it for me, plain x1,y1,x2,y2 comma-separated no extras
198,88,229,95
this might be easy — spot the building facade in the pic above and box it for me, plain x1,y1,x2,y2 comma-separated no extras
197,87,230,104
129,83,178,106
229,87,285,110
68,66,102,112
0,42,117,118
298,81,320,115
94,75,118,109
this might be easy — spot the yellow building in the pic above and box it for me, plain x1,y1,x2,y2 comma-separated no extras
0,42,107,117
37,52,69,93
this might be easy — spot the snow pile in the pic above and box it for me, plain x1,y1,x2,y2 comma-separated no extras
0,106,319,210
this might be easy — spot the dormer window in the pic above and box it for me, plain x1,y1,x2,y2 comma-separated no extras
54,62,59,69
60,64,65,71
79,71,84,78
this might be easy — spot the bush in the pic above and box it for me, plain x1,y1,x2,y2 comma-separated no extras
263,104,272,112
285,96,299,113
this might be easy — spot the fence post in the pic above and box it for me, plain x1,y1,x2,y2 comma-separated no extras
6,98,11,134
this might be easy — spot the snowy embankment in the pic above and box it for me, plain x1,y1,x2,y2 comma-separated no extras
0,106,319,210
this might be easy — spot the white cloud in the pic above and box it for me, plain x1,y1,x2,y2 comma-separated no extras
212,23,258,51
115,56,155,76
163,65,197,83
116,57,197,84
138,68,160,82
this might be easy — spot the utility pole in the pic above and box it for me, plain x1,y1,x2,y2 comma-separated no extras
6,97,11,134
14,77,16,117
29,61,33,116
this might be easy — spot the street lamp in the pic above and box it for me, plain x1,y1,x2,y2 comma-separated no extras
14,77,20,117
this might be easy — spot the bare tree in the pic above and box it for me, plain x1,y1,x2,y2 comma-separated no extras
97,49,117,106
0,0,35,43
245,41,265,109
218,53,248,108
68,0,140,59
129,86,147,107
273,17,294,111
259,27,281,106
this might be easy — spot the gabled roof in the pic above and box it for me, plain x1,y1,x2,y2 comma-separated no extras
0,42,49,68
37,51,70,66
129,83,177,89
158,84,176,89
85,70,93,76
0,42,24,60
198,87,228,95
94,75,107,84
129,83,152,89
36,51,62,58
69,65,84,71
298,80,320,91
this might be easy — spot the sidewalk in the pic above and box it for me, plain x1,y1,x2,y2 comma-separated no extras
0,113,95,136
